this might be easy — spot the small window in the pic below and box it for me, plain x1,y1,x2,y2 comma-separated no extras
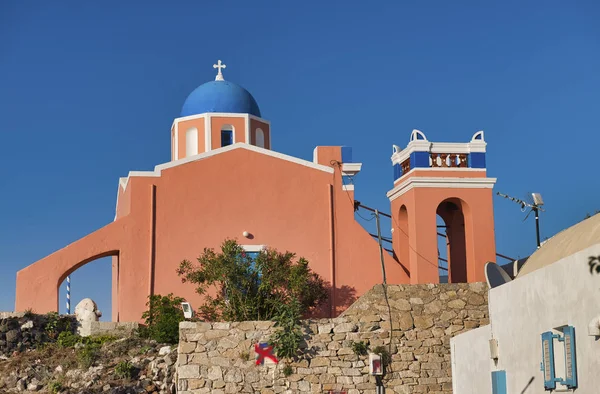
256,128,265,148
185,127,198,157
221,125,234,147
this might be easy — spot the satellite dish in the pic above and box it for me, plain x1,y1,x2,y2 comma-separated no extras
513,257,529,277
485,262,513,289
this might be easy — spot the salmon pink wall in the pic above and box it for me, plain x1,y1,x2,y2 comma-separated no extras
177,117,206,158
15,145,414,322
250,119,270,149
391,186,496,284
211,117,246,148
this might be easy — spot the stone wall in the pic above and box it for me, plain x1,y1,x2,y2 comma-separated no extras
0,312,25,319
176,283,489,394
0,314,77,357
79,321,139,337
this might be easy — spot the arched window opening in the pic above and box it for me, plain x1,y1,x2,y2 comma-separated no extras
436,199,467,283
185,127,198,157
58,256,113,321
397,205,410,269
256,128,265,148
221,125,234,147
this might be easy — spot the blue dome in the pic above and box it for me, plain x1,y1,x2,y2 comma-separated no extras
180,80,261,118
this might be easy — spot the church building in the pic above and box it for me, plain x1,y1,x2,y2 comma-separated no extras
15,61,498,322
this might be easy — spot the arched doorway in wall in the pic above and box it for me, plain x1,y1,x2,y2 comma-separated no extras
58,254,117,321
436,198,468,283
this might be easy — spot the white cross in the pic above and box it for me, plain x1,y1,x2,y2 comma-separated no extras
213,60,226,81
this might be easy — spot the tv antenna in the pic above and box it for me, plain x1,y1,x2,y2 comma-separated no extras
496,191,545,248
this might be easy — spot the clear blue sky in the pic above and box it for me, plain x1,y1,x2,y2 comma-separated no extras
1,1,599,319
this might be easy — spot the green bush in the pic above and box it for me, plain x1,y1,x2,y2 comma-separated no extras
57,331,81,348
44,312,72,339
77,342,101,369
140,294,185,344
176,239,328,322
114,360,135,379
282,364,293,377
47,380,64,394
351,340,368,356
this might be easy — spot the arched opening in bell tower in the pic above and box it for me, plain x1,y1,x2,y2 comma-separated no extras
436,198,468,283
397,205,410,269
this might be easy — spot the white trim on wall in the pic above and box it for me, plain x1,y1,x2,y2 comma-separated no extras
241,244,266,252
387,176,497,202
118,143,334,192
174,122,179,160
204,115,210,153
341,163,362,173
245,114,250,144
393,167,487,184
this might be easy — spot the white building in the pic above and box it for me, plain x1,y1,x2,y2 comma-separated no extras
451,214,600,394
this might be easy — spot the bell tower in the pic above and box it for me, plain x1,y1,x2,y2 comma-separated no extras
388,130,497,284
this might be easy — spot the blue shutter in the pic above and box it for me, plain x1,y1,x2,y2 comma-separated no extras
469,152,486,168
562,326,578,389
409,151,430,168
541,331,556,390
491,370,507,394
221,130,233,147
341,146,352,163
393,164,401,181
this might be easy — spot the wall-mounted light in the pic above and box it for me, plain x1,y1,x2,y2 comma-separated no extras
181,302,194,319
243,231,250,238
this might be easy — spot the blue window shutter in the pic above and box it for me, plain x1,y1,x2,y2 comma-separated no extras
469,152,486,168
491,370,507,394
341,146,352,163
541,331,556,390
409,151,430,168
393,164,401,181
563,326,578,389
221,130,233,147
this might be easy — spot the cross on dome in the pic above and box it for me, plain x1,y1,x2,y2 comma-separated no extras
213,60,226,81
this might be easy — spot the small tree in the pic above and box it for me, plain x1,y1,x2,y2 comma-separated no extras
140,293,185,344
176,239,328,321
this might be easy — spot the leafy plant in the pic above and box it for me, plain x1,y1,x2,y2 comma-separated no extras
114,360,135,379
282,364,293,377
88,334,118,345
47,380,64,394
44,312,72,339
77,342,101,369
140,294,185,344
240,350,250,361
372,345,392,367
351,340,368,356
138,345,153,355
177,239,328,321
57,331,81,348
269,298,303,361
24,308,35,319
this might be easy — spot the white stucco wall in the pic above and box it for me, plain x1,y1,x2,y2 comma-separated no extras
452,242,600,394
451,324,493,394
